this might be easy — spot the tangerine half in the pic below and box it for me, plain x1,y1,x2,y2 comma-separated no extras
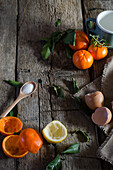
2,135,28,158
0,116,23,136
19,128,43,153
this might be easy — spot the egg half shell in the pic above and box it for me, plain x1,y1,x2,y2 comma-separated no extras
91,107,112,126
85,91,104,110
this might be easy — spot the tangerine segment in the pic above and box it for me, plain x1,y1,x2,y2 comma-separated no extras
19,128,43,153
0,117,23,136
2,135,28,158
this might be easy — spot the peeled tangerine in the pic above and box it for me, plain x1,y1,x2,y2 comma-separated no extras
91,107,112,126
85,91,104,110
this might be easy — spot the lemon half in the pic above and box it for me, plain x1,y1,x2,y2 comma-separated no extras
42,120,67,144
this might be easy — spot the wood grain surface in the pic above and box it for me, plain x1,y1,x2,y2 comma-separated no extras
0,0,16,169
0,0,113,169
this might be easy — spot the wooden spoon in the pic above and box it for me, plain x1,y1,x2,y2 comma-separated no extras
0,81,37,118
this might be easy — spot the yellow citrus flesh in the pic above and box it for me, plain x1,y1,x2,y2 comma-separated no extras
42,120,67,144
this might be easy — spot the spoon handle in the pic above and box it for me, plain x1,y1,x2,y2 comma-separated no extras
0,95,22,118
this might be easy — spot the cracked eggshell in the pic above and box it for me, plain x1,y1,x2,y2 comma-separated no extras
91,107,112,126
85,91,104,110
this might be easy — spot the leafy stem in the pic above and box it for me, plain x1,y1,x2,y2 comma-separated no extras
52,84,64,98
89,34,111,48
46,143,80,169
41,28,75,60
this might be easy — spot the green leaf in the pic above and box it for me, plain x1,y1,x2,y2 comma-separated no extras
63,29,76,46
65,46,73,59
88,21,93,29
72,78,79,94
51,42,55,52
62,143,80,154
9,105,18,117
40,38,49,42
7,79,22,87
51,32,61,38
9,110,13,117
41,43,51,60
76,129,90,142
46,154,62,170
75,96,92,116
56,19,61,27
53,84,64,98
51,32,62,52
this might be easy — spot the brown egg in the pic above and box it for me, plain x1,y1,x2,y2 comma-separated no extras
85,91,104,110
91,107,112,126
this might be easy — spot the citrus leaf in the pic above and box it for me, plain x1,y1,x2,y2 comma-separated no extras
51,31,61,38
7,79,22,87
40,38,49,41
51,42,55,52
76,129,90,142
65,46,73,59
41,43,51,60
88,21,93,29
51,32,62,52
9,105,18,117
62,143,80,154
9,110,13,117
53,84,64,98
63,29,75,46
56,19,61,27
46,154,62,170
72,78,79,94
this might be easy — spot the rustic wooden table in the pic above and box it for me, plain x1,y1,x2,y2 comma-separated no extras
0,0,113,169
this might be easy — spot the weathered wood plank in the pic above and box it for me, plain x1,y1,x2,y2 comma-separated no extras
62,156,101,170
38,72,51,112
0,0,17,169
17,0,52,169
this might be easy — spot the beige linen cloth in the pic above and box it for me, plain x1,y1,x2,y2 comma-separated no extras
74,57,113,164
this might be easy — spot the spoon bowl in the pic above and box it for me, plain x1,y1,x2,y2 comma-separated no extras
0,81,37,118
19,81,37,98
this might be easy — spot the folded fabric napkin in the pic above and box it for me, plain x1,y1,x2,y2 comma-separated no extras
74,57,113,164
97,129,113,165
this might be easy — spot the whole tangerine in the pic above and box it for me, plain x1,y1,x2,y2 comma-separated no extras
69,31,89,51
73,50,94,70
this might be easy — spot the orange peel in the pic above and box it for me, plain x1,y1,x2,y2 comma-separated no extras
0,116,23,136
2,135,28,158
